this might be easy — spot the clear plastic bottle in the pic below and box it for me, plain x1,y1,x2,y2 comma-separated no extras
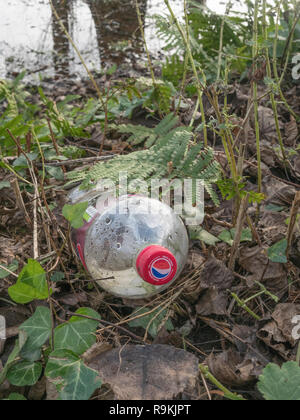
69,191,189,299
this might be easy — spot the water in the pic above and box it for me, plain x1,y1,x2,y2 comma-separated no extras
0,0,244,82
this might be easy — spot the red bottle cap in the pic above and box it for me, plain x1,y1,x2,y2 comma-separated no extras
136,246,178,286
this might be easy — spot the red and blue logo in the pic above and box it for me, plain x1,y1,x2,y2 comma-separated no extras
150,258,172,280
136,246,178,286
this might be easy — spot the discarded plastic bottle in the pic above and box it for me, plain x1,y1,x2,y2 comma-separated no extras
69,192,189,299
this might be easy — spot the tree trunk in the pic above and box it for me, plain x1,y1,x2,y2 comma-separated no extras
85,0,147,66
51,0,70,76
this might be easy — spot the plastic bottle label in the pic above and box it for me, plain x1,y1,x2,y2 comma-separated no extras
72,206,99,270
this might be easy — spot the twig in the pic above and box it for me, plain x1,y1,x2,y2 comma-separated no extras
286,191,300,257
66,311,150,344
229,194,249,270
296,342,300,366
33,185,39,259
163,0,208,146
252,0,262,208
9,177,31,225
0,263,18,278
35,155,114,168
200,372,212,400
47,118,66,173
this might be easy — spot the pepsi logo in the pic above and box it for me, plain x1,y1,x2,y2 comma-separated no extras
136,246,178,286
150,257,173,281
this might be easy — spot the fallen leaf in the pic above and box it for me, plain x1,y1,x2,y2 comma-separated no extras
196,289,228,316
251,106,283,144
239,246,287,293
198,258,234,290
207,349,256,386
59,292,88,306
257,303,300,359
284,117,298,147
271,303,300,346
88,344,199,400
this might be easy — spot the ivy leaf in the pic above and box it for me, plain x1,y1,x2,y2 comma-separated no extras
54,308,100,355
19,307,52,358
6,393,27,400
12,153,38,169
8,259,49,304
0,259,18,279
45,165,65,181
267,239,288,263
265,204,285,212
0,333,27,385
258,362,300,401
7,361,42,386
50,271,65,283
129,307,174,338
62,202,89,229
0,180,10,190
45,349,101,401
8,283,40,304
218,228,252,246
188,227,220,246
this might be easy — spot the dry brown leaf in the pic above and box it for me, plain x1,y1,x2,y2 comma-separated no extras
284,117,298,147
59,292,88,306
194,258,234,316
207,349,257,386
198,258,234,290
266,185,296,207
257,303,300,360
88,344,199,400
259,211,288,243
196,289,228,316
291,153,300,179
239,246,287,292
251,106,283,143
271,303,300,346
28,377,46,400
46,379,59,401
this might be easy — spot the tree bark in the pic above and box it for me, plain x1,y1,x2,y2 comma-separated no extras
85,0,147,65
51,0,70,76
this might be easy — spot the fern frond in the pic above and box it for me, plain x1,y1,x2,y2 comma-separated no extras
111,123,156,146
154,113,179,137
66,114,221,207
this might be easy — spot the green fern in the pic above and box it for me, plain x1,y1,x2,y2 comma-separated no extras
111,113,179,148
67,115,221,205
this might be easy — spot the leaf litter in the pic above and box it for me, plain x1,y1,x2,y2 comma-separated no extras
0,20,300,401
